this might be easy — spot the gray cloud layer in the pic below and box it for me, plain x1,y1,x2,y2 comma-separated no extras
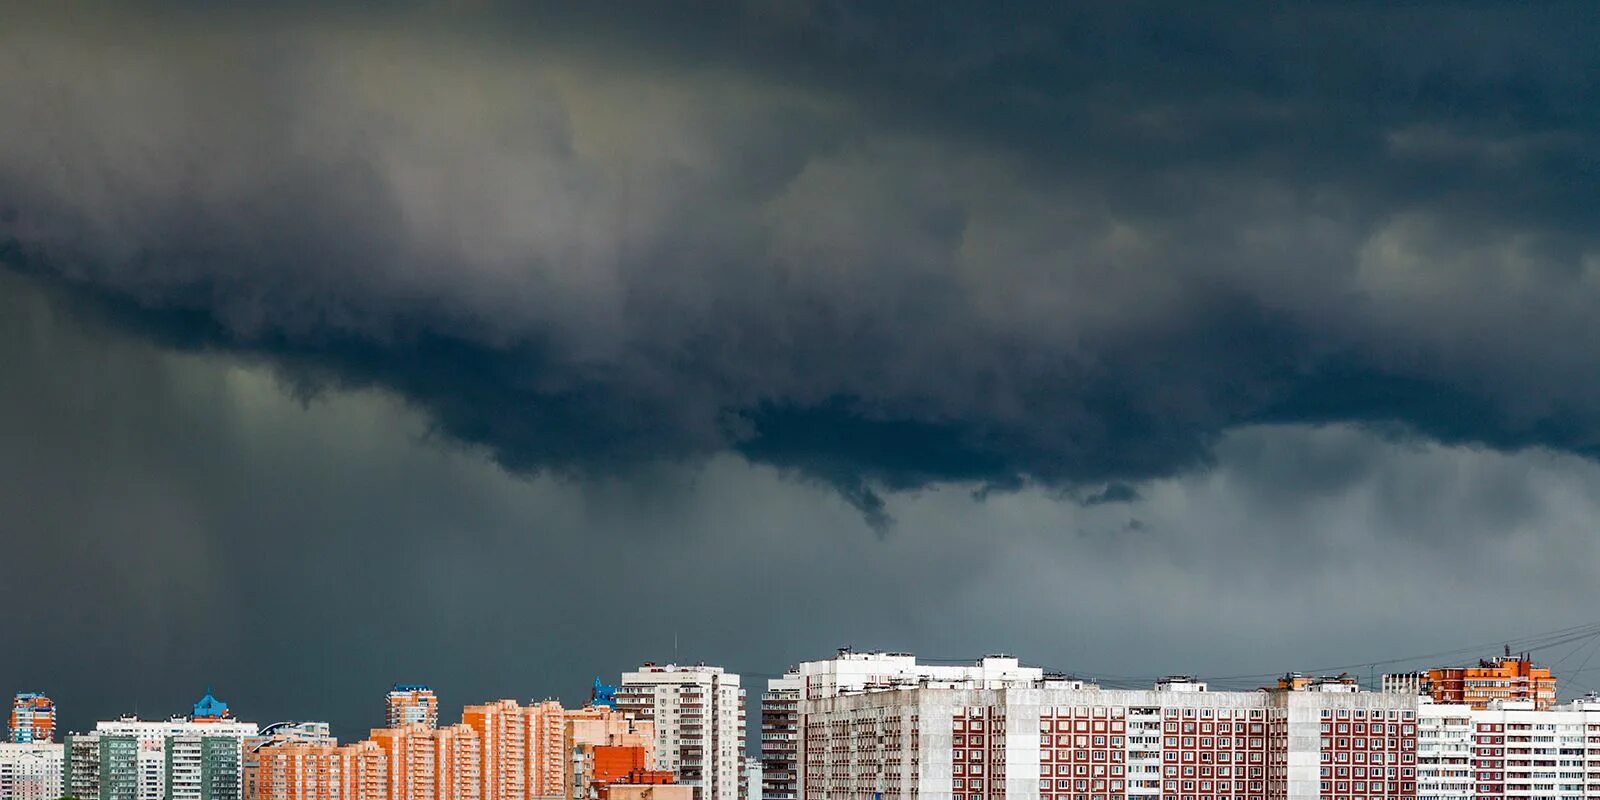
5,4,1600,524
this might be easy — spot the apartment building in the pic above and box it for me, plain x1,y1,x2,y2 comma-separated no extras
617,665,745,800
522,701,567,800
1386,653,1558,711
368,723,481,800
7,695,54,745
64,694,259,800
463,701,528,800
1414,697,1600,800
760,674,800,800
388,688,441,731
797,659,1430,800
796,651,1045,702
247,741,387,800
0,742,62,800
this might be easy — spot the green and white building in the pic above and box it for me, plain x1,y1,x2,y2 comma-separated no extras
61,691,257,800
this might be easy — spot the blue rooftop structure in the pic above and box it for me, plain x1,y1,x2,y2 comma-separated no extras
591,677,617,708
192,687,230,719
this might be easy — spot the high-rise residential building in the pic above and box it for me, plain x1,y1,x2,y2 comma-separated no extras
8,694,55,745
1385,652,1558,710
433,724,482,800
64,735,105,800
525,701,567,800
617,664,744,800
799,668,1423,800
242,722,341,800
0,742,63,800
741,762,760,800
369,722,481,800
388,687,440,731
370,726,434,800
462,701,527,800
63,691,259,800
1413,695,1600,800
246,740,387,800
758,673,799,800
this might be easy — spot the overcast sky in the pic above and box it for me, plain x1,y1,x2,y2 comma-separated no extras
4,2,1600,743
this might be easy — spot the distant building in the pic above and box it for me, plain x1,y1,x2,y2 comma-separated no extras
387,686,440,730
462,701,527,800
525,701,566,799
757,673,798,800
242,722,337,800
63,690,259,800
1273,672,1361,693
245,741,385,800
1410,652,1558,710
1414,695,1600,799
7,694,54,745
1383,651,1558,709
369,722,481,800
0,742,62,800
794,650,1045,701
617,665,744,800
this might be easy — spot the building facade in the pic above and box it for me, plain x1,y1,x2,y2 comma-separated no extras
388,688,441,731
760,674,800,800
63,691,259,800
798,666,1431,800
463,701,528,800
526,702,567,800
8,695,55,745
1413,697,1600,800
617,665,745,800
1386,654,1559,712
0,742,62,800
66,717,257,800
1426,655,1558,711
796,652,1045,702
369,722,482,800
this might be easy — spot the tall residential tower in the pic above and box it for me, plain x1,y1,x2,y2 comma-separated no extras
7,694,54,744
617,665,744,800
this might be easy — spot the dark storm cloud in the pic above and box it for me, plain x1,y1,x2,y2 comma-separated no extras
10,268,1600,738
3,2,1600,522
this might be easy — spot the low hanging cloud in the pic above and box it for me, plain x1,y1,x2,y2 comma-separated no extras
3,3,1600,524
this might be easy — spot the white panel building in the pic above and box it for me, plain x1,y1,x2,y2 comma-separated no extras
1414,697,1600,800
796,659,1423,800
619,664,746,800
796,651,1046,701
0,743,63,800
85,716,259,800
762,672,802,800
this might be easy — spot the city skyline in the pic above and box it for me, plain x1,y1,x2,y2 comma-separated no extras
14,631,1600,748
10,646,1600,800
